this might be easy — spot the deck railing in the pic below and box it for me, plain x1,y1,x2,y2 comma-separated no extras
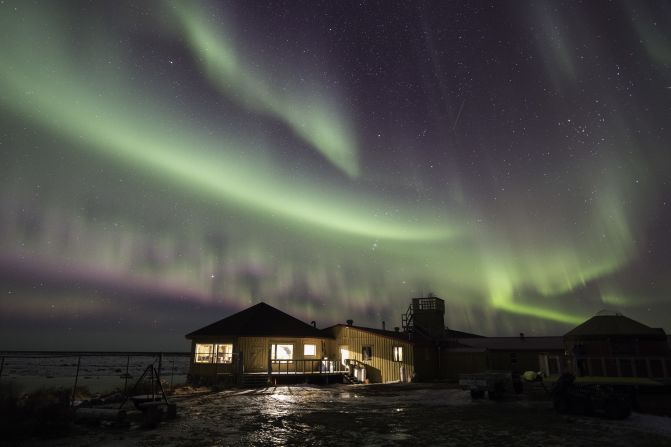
270,359,347,375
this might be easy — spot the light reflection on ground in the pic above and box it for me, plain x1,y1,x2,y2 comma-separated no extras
26,384,671,446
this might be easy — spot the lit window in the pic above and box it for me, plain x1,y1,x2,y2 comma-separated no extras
304,344,317,356
393,346,403,362
271,344,294,360
195,344,213,363
362,346,372,361
215,344,233,364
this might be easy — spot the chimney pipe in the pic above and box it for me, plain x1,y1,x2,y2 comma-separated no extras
311,321,316,328
519,332,525,340
382,320,386,330
346,319,353,326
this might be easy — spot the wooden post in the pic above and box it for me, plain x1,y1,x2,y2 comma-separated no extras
267,347,272,384
170,360,175,391
71,355,81,407
123,355,130,394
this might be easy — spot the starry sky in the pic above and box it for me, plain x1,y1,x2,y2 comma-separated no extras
1,0,670,351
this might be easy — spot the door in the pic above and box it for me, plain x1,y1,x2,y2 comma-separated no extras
246,343,268,373
340,345,350,367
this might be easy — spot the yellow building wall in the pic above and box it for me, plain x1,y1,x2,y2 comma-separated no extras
188,336,328,377
329,326,414,383
238,336,327,373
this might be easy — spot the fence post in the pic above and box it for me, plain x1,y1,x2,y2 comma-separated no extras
170,360,175,391
71,355,81,407
123,355,130,394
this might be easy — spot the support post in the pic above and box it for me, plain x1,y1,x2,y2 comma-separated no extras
267,346,272,385
123,355,130,394
170,360,175,391
71,355,81,407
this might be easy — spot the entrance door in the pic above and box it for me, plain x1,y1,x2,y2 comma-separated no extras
339,345,350,367
246,343,268,373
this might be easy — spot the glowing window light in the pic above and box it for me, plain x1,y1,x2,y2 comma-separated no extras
271,344,294,360
195,343,213,363
304,344,317,356
215,344,233,363
393,346,403,362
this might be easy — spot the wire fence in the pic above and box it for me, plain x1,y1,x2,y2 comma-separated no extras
0,351,191,395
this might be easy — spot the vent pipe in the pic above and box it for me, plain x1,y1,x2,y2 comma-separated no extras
346,319,353,326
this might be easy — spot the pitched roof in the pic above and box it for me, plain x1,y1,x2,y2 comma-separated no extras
457,336,564,351
564,314,666,337
186,302,329,339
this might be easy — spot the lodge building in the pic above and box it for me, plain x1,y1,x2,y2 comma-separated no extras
185,296,671,385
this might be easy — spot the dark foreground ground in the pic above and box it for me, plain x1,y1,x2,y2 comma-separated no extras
12,383,671,446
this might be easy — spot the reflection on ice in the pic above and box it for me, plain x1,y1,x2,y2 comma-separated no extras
45,384,671,446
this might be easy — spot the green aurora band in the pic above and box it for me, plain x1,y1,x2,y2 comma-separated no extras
0,1,662,331
168,2,360,178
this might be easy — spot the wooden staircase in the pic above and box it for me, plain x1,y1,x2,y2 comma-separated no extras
241,374,270,388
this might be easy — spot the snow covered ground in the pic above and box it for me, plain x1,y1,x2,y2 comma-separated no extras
21,383,671,446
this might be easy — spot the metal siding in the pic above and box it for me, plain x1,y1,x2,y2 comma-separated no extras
332,326,414,383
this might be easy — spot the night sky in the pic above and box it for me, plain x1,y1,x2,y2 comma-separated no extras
1,1,670,351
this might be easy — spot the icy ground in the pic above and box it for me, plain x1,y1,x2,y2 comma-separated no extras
25,384,671,446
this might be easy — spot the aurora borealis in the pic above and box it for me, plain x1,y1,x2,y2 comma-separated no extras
1,1,670,350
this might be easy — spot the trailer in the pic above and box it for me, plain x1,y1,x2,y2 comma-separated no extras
459,371,522,399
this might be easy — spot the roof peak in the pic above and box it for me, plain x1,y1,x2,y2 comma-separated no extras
186,301,326,339
595,308,624,317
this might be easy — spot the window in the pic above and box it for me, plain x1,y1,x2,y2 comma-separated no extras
362,346,372,361
418,298,436,310
271,344,294,361
304,344,317,356
195,344,213,363
393,346,403,362
215,344,233,364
